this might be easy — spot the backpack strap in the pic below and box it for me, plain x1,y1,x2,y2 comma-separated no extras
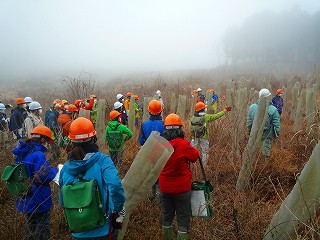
198,157,207,182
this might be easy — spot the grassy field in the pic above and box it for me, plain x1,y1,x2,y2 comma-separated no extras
0,73,319,239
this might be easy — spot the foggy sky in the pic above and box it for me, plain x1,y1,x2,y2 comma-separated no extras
0,0,319,81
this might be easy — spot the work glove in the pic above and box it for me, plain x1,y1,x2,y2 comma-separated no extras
112,207,126,229
225,106,232,111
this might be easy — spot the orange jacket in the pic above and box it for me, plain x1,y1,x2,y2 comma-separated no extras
58,114,72,136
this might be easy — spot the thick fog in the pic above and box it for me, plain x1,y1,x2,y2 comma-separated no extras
0,0,319,80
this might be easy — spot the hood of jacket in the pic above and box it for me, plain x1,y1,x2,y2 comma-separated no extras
169,138,184,149
108,120,121,130
12,140,47,158
63,152,101,176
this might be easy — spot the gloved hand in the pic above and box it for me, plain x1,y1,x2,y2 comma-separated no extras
225,106,232,111
112,207,126,229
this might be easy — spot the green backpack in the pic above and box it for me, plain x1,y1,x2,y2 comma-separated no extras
61,178,106,233
190,116,206,138
1,163,31,197
107,125,123,149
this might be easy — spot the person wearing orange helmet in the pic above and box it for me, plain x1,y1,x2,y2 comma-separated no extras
138,99,164,146
59,117,126,239
159,113,199,240
12,125,59,240
105,110,133,168
190,102,231,166
9,98,28,140
57,104,78,151
124,92,132,112
90,94,99,126
208,89,219,112
272,88,284,115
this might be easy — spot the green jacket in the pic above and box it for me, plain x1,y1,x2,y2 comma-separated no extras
105,120,133,152
90,104,99,124
247,101,280,139
191,110,227,139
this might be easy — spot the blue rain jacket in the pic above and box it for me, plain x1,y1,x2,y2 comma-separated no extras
13,141,58,214
272,95,284,115
138,117,164,145
59,152,126,238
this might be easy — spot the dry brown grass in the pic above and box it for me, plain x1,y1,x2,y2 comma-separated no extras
0,73,319,239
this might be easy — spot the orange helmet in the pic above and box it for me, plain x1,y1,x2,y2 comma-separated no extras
126,92,132,97
16,98,26,105
109,110,121,120
277,89,283,94
74,99,83,107
135,95,139,100
192,90,197,94
68,117,96,142
53,99,61,105
164,113,183,127
209,89,214,93
148,100,162,115
66,104,78,112
54,103,64,110
31,126,54,142
195,102,206,112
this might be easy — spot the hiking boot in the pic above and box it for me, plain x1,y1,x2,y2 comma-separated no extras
178,231,189,240
162,226,173,240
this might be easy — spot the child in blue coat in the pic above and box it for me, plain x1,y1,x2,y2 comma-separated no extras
59,117,126,240
12,125,58,240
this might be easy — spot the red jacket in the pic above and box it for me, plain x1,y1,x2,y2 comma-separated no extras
159,138,199,194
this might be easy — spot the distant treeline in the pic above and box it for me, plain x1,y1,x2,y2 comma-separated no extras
222,9,320,71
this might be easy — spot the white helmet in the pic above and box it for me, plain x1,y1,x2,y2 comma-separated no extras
0,103,5,110
156,90,161,95
24,97,33,103
29,101,42,110
114,101,123,109
197,88,202,92
259,88,271,98
116,94,124,100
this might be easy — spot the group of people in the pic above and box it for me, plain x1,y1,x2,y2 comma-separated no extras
192,88,219,112
1,86,284,240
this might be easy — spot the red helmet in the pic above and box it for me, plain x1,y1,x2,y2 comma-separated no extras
31,126,54,142
69,117,96,142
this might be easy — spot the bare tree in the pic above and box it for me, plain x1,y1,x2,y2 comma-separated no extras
61,72,96,101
